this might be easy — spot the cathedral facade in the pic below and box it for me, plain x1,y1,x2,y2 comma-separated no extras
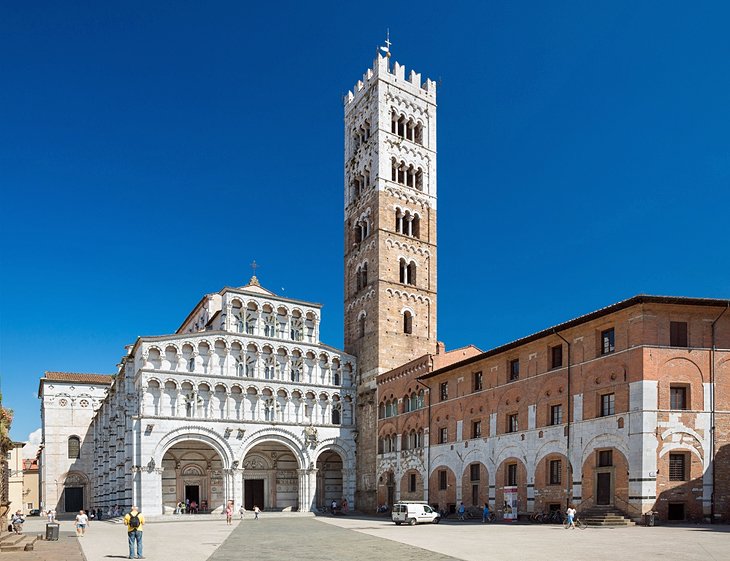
40,279,357,514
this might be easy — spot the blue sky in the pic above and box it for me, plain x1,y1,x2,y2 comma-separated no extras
2,1,729,442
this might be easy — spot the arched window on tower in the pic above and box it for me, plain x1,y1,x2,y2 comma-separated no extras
416,169,424,191
395,209,403,233
403,310,413,334
406,166,414,188
358,312,366,339
412,214,420,239
407,261,417,286
360,262,368,290
332,402,341,425
399,258,407,284
68,436,81,459
415,123,424,145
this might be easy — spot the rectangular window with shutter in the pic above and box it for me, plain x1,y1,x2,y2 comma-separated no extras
550,404,563,425
507,413,518,433
473,371,483,392
601,328,615,355
549,460,562,485
440,382,448,401
670,321,688,347
551,345,563,369
670,386,688,410
507,463,517,486
439,470,447,490
669,453,687,481
509,359,520,381
600,393,615,416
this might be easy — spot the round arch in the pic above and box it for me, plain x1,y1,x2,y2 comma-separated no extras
153,426,234,468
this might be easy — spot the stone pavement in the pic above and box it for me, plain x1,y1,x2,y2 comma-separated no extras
16,516,239,561
318,515,730,561
13,514,730,561
210,516,457,561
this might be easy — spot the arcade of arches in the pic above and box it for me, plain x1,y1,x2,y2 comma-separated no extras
378,448,629,516
158,438,345,513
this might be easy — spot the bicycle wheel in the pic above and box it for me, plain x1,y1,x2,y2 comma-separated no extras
577,519,587,530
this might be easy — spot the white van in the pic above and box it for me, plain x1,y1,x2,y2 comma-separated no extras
391,502,441,525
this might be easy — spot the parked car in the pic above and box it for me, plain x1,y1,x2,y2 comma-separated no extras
392,501,441,525
28,509,41,517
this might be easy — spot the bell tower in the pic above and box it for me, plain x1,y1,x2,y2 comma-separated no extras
343,47,437,510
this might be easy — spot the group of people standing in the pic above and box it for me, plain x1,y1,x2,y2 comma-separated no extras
329,498,349,515
174,499,199,514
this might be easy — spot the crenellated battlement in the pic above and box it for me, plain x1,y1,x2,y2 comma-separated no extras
344,53,436,106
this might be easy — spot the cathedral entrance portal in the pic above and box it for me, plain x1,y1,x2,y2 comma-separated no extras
244,480,265,510
161,440,225,513
64,487,84,512
242,441,300,511
185,485,200,507
316,450,343,510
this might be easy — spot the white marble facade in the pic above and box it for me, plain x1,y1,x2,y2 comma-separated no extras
38,373,113,514
41,278,357,515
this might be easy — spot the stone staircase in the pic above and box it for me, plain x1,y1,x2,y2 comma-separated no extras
579,505,635,527
0,532,39,553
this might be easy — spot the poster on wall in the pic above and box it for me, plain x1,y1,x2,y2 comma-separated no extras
503,486,518,521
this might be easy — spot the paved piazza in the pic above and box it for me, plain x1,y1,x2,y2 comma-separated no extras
18,515,730,561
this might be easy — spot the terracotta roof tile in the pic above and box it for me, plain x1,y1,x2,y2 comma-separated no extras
43,372,114,384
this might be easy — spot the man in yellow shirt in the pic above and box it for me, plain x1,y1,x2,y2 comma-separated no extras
123,506,145,559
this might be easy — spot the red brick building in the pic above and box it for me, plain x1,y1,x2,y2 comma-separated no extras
376,295,730,522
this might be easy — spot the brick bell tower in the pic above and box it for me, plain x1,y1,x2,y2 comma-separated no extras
343,43,438,511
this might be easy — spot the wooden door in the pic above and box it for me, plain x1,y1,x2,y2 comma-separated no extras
596,473,611,505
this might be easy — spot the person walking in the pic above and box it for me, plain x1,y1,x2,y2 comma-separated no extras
565,504,576,529
124,505,145,559
225,502,233,525
253,505,260,520
482,503,491,523
239,504,245,520
458,502,466,521
75,510,89,537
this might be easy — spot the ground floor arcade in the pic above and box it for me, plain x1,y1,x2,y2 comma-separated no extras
100,424,356,515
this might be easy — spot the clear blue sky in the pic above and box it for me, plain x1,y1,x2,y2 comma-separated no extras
2,1,729,442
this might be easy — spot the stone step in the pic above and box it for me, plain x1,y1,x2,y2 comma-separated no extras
0,534,26,547
584,519,634,525
0,534,38,553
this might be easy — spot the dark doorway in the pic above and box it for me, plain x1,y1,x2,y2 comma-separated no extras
64,487,84,512
668,502,685,521
185,485,200,506
244,479,264,510
596,473,611,505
